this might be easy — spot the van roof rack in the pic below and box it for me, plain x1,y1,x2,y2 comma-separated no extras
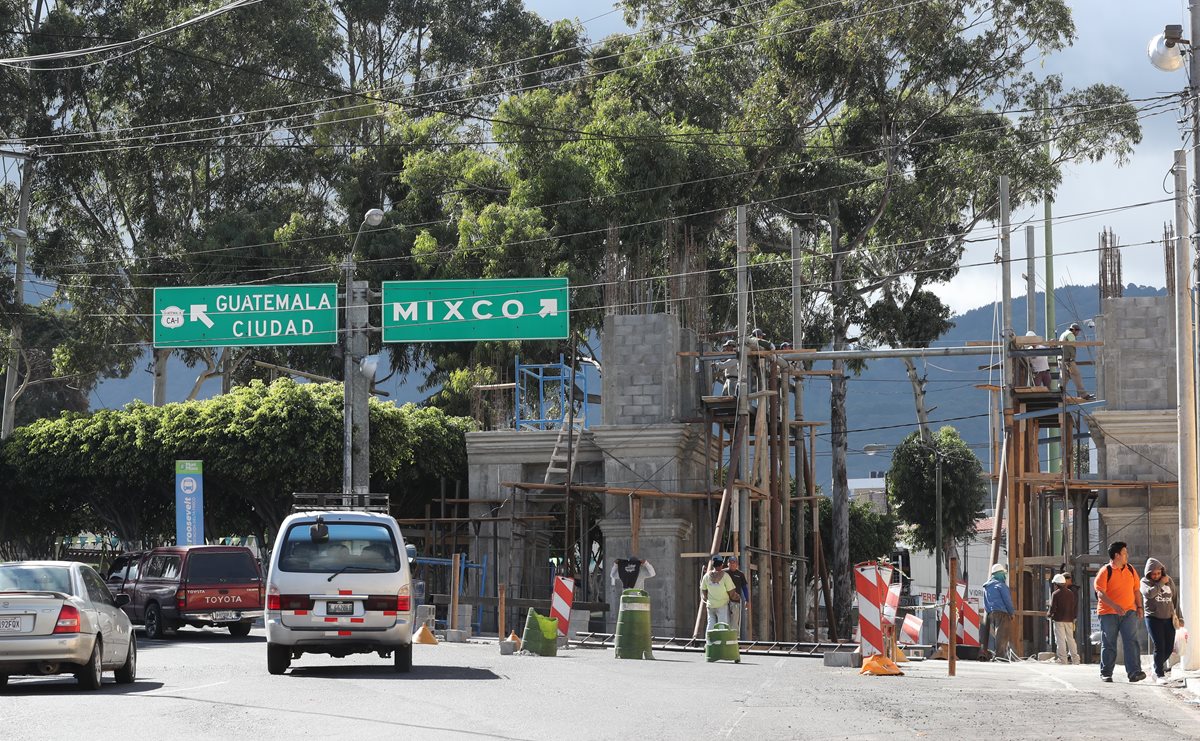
291,493,391,514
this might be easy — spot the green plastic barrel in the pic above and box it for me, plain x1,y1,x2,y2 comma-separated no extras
520,608,559,657
705,622,740,663
614,589,655,660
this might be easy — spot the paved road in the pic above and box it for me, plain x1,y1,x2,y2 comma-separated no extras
2,627,1199,740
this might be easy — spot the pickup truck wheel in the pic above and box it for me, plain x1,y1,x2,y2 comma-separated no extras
77,638,103,690
228,622,252,638
267,643,290,675
393,643,412,673
144,604,165,640
114,636,136,684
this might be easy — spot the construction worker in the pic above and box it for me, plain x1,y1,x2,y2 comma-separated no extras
715,339,738,396
725,557,749,636
983,563,1015,660
1025,331,1051,388
1058,322,1095,399
699,556,736,632
1047,572,1081,664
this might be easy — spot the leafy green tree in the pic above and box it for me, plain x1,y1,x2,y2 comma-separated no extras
885,427,987,568
0,379,473,550
804,495,898,569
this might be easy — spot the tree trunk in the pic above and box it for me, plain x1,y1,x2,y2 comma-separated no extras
152,348,170,406
903,356,933,442
828,199,853,640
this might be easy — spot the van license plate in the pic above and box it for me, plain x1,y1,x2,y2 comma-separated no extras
0,616,22,632
326,601,354,615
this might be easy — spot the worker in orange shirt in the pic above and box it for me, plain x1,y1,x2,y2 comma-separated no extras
1094,541,1146,683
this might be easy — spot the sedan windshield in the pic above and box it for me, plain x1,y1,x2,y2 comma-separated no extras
0,565,74,595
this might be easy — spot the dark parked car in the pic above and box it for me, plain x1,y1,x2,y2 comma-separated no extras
105,546,263,639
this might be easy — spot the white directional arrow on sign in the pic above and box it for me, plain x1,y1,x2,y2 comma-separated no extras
538,298,559,318
190,304,214,328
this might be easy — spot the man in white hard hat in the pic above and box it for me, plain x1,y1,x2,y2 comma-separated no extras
1047,572,1082,664
983,563,1015,660
1025,331,1051,388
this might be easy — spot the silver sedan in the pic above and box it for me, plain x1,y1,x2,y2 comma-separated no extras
0,560,136,690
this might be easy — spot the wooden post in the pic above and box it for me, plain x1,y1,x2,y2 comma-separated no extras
631,495,642,554
949,556,958,677
498,583,506,638
450,553,462,631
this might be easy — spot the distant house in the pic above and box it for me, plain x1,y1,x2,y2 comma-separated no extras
848,471,888,513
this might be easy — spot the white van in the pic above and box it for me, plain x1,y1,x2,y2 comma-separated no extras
265,510,416,674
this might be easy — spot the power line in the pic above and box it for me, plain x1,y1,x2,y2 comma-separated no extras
24,96,1180,280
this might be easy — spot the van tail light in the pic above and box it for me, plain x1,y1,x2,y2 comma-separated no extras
275,594,313,611
397,584,411,612
175,589,186,610
267,585,280,611
53,604,81,634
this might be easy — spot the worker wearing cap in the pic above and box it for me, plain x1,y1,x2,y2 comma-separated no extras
1058,322,1095,400
1047,572,1082,664
983,563,1015,660
699,556,737,632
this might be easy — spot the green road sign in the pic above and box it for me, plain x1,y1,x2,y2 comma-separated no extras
382,278,569,342
153,284,338,348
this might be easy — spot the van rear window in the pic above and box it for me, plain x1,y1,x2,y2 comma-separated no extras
187,551,259,583
278,522,399,573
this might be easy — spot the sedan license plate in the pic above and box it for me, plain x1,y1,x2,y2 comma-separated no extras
0,616,23,632
210,611,238,622
326,601,354,615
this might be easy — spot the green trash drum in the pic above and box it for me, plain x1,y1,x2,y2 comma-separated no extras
520,608,559,657
705,622,740,663
615,589,654,660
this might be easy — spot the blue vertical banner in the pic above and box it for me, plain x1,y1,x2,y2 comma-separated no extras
175,460,204,546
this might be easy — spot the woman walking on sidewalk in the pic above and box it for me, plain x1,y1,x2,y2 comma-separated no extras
1141,557,1184,683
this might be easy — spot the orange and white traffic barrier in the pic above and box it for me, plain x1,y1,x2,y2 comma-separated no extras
854,561,887,656
549,575,575,636
936,583,980,647
957,585,980,648
900,613,923,645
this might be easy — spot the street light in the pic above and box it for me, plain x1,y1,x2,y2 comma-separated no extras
343,208,385,502
1150,7,1200,673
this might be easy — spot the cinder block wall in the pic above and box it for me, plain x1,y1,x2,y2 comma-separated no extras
1092,294,1179,577
1095,296,1176,411
601,313,700,425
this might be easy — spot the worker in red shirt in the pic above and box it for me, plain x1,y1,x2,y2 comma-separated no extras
1094,541,1146,683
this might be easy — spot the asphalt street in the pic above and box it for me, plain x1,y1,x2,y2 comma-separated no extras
2,627,1199,740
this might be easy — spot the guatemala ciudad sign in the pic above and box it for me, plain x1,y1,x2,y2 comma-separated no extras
153,284,338,348
382,278,569,342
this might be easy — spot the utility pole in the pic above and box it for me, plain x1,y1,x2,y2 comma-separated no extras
1,153,32,439
790,225,807,640
735,205,750,572
344,209,383,505
1025,226,1036,333
1173,148,1200,669
1183,0,1200,672
999,175,1014,392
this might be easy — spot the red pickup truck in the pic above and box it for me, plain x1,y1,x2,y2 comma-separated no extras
105,546,263,639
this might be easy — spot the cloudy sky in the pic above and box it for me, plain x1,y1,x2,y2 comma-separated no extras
532,0,1189,320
